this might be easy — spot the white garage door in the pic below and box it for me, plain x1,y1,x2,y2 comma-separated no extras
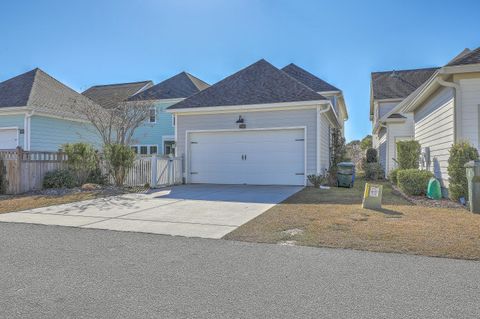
0,129,18,150
189,129,305,185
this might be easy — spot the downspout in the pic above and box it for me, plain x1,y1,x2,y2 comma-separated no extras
23,110,34,151
436,77,461,143
316,103,332,174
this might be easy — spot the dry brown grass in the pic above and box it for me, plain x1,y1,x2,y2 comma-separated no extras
0,192,104,214
224,179,480,260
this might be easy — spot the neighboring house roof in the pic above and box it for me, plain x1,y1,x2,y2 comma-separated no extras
129,72,209,101
371,67,439,100
169,59,327,110
281,63,340,92
82,80,153,108
446,47,480,66
0,68,98,119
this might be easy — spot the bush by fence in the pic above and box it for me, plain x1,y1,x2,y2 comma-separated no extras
447,142,479,201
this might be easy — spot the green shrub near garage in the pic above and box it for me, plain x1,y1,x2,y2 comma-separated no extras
397,169,434,196
396,140,421,169
447,142,479,201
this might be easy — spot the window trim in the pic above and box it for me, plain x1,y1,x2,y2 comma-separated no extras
148,107,156,124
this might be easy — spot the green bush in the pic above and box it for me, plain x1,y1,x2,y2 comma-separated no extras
104,144,136,186
366,148,377,163
364,162,384,181
0,158,8,194
396,140,421,169
86,167,108,185
43,169,77,189
447,142,479,201
389,168,400,185
397,169,433,196
63,143,99,185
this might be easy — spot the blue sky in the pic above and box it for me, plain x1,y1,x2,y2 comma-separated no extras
1,0,479,141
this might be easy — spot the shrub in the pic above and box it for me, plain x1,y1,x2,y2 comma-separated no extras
104,144,136,186
43,169,77,189
86,167,108,185
396,140,421,169
63,143,99,185
307,174,327,188
364,162,385,181
0,158,8,194
366,148,377,163
397,169,434,196
389,168,400,185
447,142,479,201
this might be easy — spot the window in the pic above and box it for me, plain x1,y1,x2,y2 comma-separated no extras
164,141,175,156
150,145,158,154
131,146,138,154
140,146,148,155
149,108,156,123
172,115,176,126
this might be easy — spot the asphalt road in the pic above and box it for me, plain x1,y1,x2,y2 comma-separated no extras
1,223,479,319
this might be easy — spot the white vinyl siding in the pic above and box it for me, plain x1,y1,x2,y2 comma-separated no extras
386,113,414,173
459,78,480,149
319,113,330,174
176,108,318,176
414,86,454,188
378,127,387,174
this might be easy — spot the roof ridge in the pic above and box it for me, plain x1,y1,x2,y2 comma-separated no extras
25,68,41,106
278,65,327,99
184,72,210,89
282,62,340,93
86,80,153,89
371,67,439,75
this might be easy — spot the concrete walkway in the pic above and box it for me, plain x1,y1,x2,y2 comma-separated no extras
0,184,302,238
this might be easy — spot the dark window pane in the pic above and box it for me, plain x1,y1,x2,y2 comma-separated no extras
131,146,138,154
150,146,158,154
140,146,148,154
149,109,156,122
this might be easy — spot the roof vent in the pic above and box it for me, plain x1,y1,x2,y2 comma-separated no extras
390,70,399,78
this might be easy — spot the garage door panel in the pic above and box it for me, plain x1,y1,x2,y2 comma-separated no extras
0,129,18,150
189,129,305,185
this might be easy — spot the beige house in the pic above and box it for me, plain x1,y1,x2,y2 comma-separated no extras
370,68,437,175
387,47,480,194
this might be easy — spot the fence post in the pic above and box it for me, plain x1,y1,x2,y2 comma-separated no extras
15,147,23,194
151,156,157,188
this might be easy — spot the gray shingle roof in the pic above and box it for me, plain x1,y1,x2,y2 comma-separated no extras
281,63,339,92
169,59,327,110
371,67,439,100
129,72,209,101
0,68,37,107
82,81,153,108
0,68,98,119
446,47,480,66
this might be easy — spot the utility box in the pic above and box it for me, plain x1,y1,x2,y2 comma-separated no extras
465,160,480,214
362,183,383,210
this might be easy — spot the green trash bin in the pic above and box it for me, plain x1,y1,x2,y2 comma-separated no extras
337,162,355,188
465,160,480,214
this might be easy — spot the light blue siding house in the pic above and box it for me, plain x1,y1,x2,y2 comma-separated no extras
84,72,209,156
0,68,102,151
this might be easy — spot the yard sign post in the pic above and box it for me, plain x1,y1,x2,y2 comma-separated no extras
362,183,383,210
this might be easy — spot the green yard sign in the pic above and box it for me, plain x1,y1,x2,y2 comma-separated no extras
362,183,383,210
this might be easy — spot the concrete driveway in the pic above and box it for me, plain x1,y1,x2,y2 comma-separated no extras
0,184,302,238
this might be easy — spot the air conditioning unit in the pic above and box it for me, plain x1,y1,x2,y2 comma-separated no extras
421,147,430,170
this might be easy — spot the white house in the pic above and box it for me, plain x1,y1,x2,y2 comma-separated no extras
166,59,348,186
387,47,480,194
370,68,438,176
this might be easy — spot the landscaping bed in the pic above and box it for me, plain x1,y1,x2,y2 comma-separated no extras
224,178,480,260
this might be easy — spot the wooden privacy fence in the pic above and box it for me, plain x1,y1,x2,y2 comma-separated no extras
0,148,183,194
0,148,68,194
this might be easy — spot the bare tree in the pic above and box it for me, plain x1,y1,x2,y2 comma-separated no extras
80,99,154,146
